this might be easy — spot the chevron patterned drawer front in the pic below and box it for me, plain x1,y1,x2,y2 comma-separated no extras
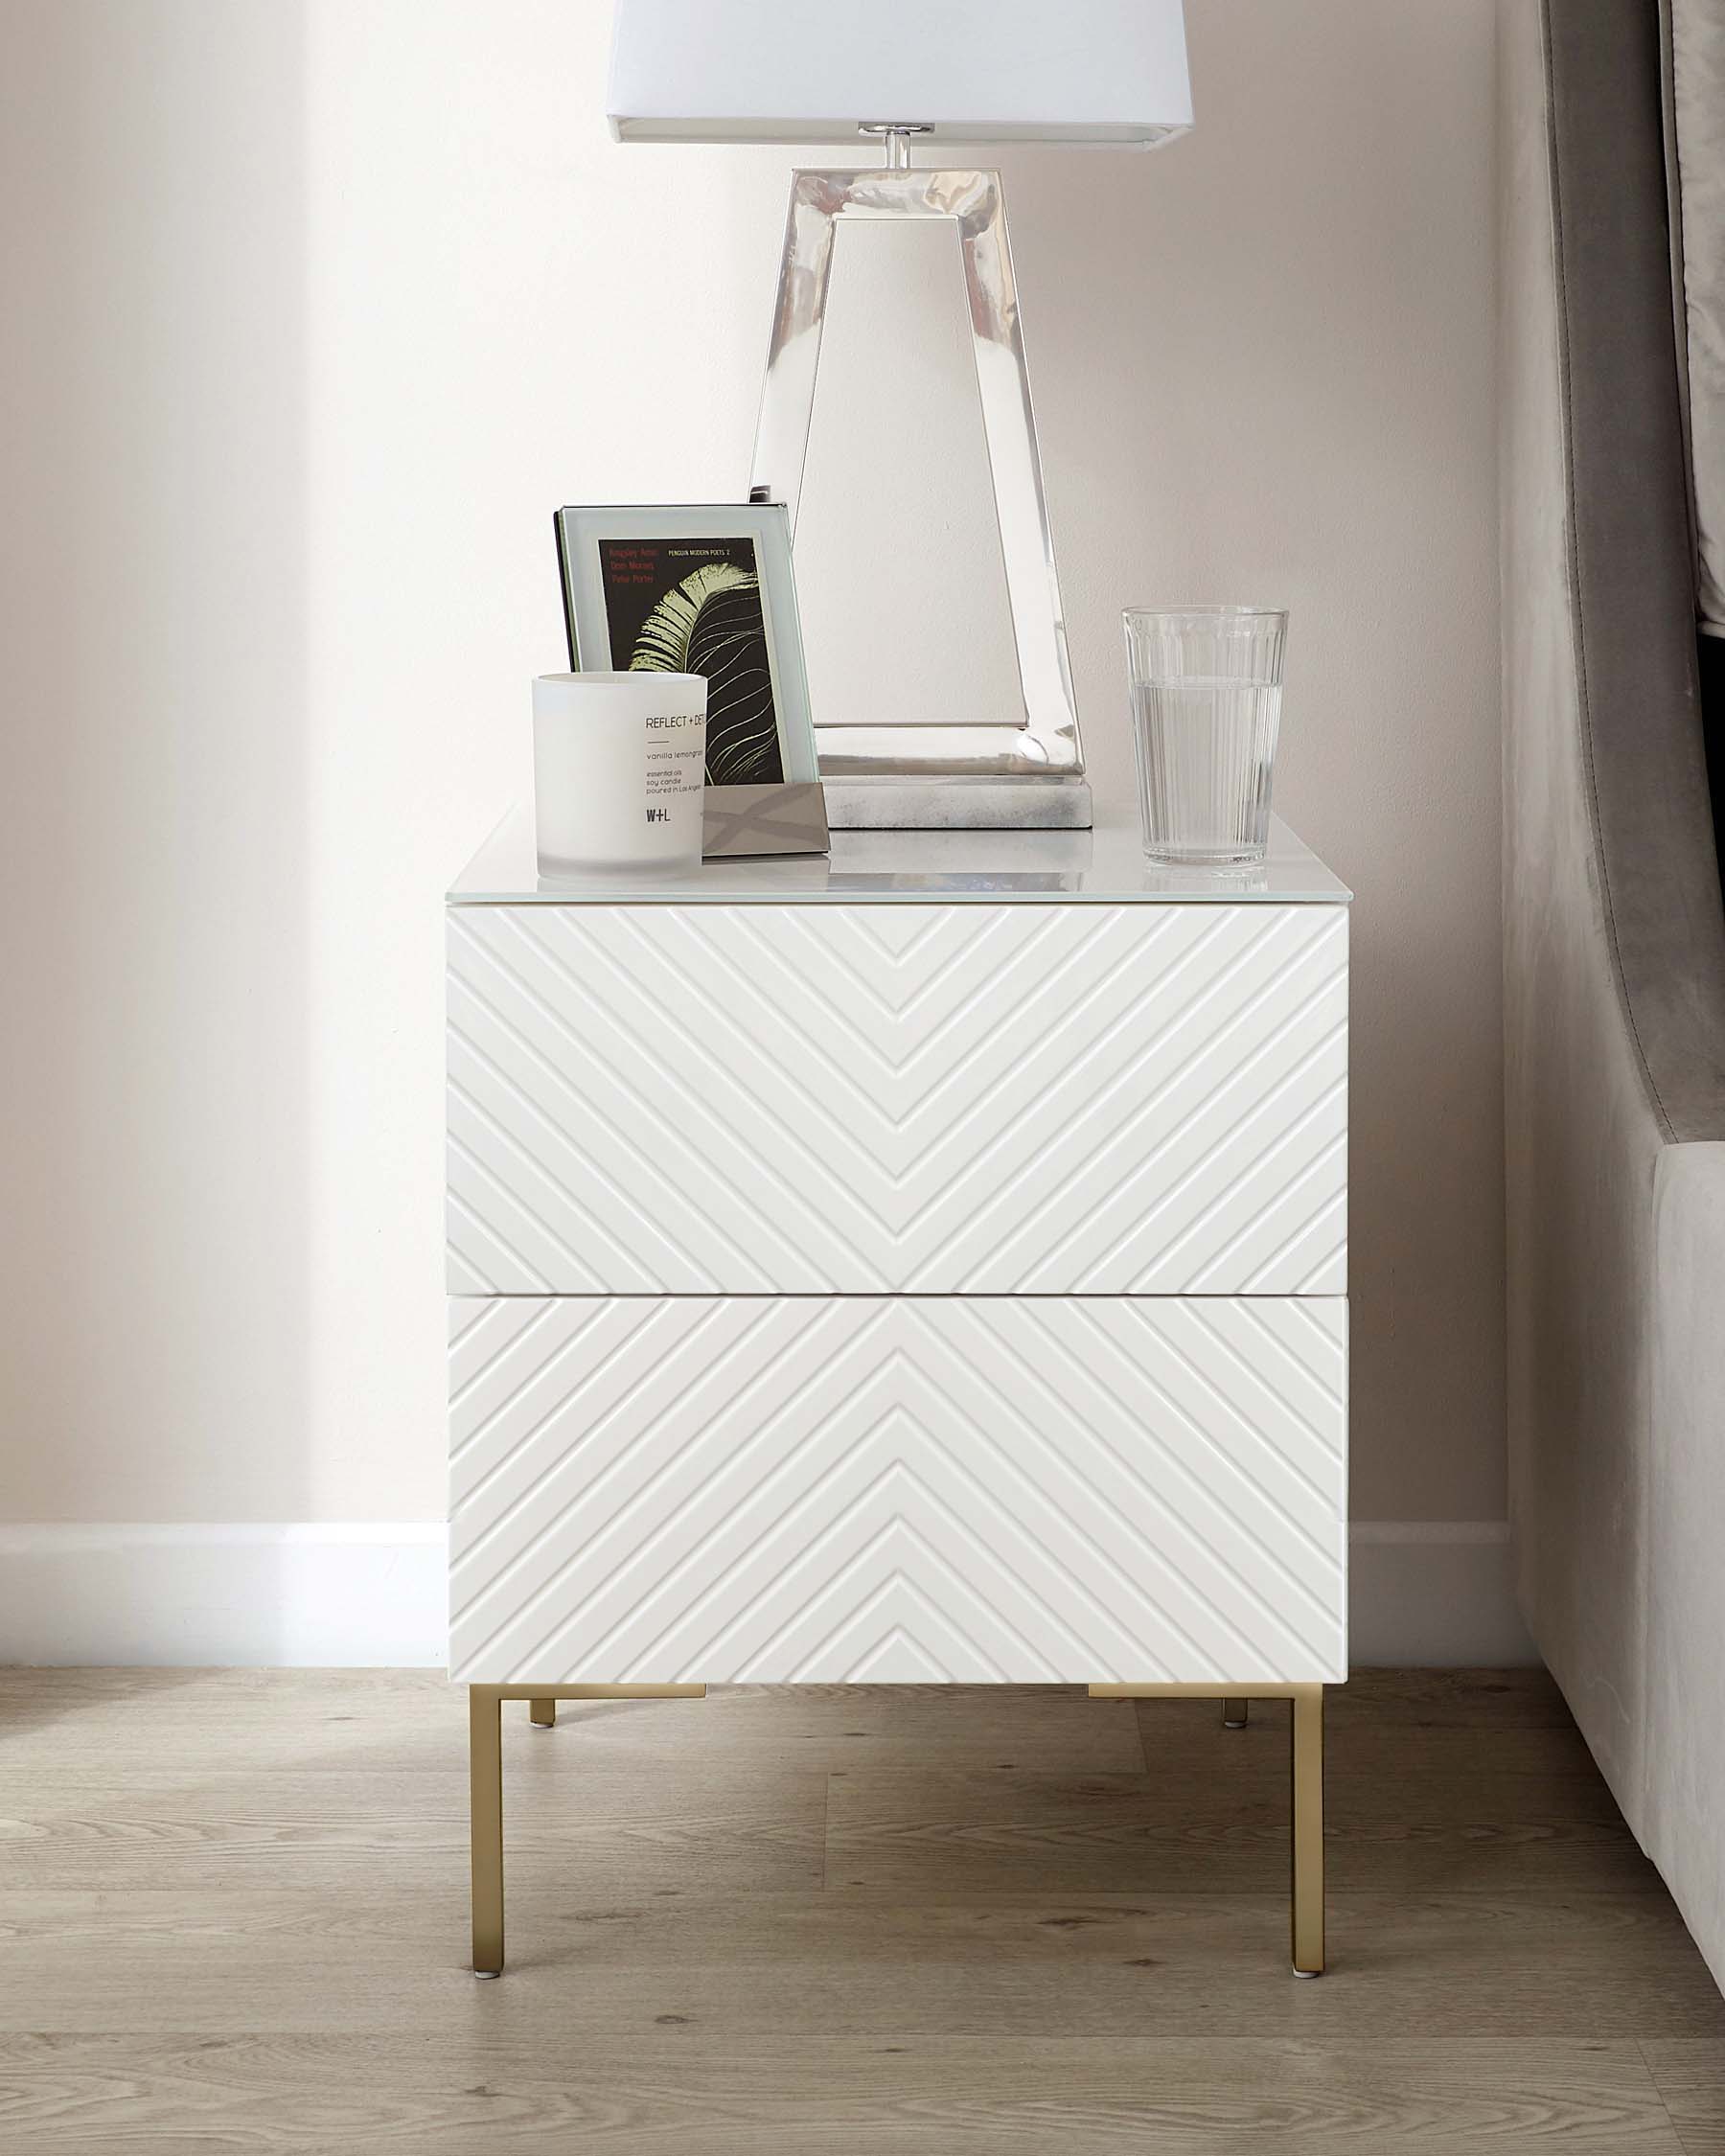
447,901,1347,1297
448,1294,1346,1686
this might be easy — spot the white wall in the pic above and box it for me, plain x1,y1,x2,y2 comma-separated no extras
0,0,1518,1659
1,2,313,1521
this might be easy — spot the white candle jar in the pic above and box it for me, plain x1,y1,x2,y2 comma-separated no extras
532,671,707,873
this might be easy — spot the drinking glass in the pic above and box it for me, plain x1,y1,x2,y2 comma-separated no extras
1122,607,1288,864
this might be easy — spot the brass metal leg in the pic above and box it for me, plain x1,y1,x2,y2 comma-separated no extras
1089,1681,1329,1977
469,1686,504,1978
1223,1698,1249,1729
1291,1683,1325,1977
467,1683,705,1978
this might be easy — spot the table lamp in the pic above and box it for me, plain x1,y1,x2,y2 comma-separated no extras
609,0,1193,828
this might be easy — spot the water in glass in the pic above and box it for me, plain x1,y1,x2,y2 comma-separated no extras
1130,675,1281,865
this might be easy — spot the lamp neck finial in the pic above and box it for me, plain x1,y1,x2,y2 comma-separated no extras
858,121,934,171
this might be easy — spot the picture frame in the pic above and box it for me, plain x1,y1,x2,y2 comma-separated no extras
554,503,821,791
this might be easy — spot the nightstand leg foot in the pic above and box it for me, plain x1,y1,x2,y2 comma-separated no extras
1223,1698,1248,1729
466,1684,702,1975
1291,1683,1324,1977
470,1686,504,1977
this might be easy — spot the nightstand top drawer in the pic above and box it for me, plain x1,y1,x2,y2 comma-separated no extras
447,897,1346,1296
448,810,1351,908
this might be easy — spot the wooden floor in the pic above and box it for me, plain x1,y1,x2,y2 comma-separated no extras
0,1669,1719,2151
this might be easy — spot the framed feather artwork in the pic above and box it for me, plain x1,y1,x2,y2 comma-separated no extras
555,504,821,793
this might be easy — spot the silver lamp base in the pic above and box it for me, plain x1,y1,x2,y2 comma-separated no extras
751,151,1091,826
823,774,1092,832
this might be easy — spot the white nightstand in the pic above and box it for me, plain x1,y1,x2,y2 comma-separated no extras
447,814,1348,1976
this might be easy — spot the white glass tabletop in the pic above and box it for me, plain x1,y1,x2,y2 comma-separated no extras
448,807,1350,906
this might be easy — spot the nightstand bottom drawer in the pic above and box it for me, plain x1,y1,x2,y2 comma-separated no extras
448,1296,1346,1686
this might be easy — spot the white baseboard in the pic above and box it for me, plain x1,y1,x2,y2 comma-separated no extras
0,1524,448,1668
0,1521,1537,1669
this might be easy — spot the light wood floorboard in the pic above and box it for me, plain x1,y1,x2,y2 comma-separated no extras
1643,2040,1725,2155
0,1668,1717,2151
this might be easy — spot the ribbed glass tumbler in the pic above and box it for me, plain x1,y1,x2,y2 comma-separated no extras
1123,607,1288,865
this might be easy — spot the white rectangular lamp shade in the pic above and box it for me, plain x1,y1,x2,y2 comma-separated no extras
609,0,1193,149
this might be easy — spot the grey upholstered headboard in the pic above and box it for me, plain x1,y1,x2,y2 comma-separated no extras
1663,0,1725,857
1543,0,1725,1139
1666,0,1725,640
